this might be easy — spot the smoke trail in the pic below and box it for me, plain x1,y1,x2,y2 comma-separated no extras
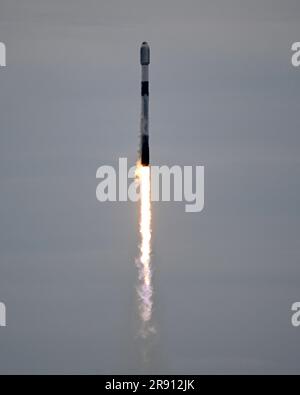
136,163,155,338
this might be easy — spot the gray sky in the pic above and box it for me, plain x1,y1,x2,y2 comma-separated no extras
0,0,299,374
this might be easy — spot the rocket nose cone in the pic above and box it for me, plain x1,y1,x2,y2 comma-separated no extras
140,42,150,65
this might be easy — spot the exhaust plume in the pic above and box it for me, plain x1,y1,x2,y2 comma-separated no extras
136,163,155,338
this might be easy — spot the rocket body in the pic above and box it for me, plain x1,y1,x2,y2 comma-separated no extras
140,42,150,166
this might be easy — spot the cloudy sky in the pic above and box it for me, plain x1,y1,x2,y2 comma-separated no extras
0,0,299,374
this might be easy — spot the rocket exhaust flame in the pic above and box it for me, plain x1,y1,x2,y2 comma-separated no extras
136,163,155,338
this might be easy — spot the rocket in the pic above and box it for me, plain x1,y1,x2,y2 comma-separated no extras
140,42,150,166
